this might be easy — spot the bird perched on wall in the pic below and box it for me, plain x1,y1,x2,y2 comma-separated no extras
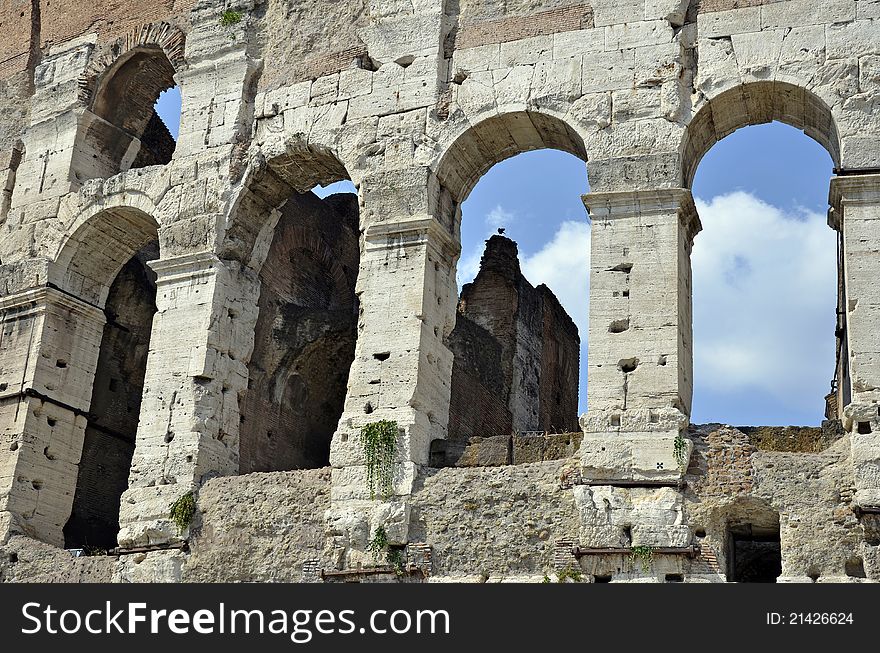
497,227,506,235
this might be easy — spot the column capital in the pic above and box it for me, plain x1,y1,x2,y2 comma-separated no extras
0,285,105,325
583,188,701,244
148,251,221,286
364,215,461,259
829,173,880,205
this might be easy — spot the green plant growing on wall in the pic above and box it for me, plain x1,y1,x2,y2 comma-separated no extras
630,545,654,574
673,434,689,470
169,492,196,534
220,9,243,27
361,420,397,499
366,526,406,575
556,565,583,583
366,525,389,561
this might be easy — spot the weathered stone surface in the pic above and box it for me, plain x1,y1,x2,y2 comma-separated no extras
0,0,877,582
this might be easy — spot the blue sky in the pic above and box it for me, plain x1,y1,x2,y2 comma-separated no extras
156,86,837,426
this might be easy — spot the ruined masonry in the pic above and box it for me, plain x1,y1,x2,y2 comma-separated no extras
0,0,879,583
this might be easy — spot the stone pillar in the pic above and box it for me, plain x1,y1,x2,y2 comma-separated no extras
829,174,880,509
579,189,700,481
327,169,459,566
0,285,106,546
117,252,257,548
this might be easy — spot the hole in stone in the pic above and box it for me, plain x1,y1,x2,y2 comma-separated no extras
845,556,867,578
109,378,119,392
695,528,706,538
0,382,7,391
164,432,174,443
55,359,68,368
43,446,55,461
608,263,633,273
858,422,872,434
657,355,667,366
10,441,18,451
622,290,630,298
593,574,612,583
395,54,415,68
649,411,659,424
622,525,633,545
665,574,684,583
341,433,349,443
610,414,621,427
618,358,638,373
807,568,820,582
727,508,781,583
32,480,43,490
364,402,374,414
608,318,630,334
8,552,18,563
373,352,391,361
452,70,468,84
46,417,57,427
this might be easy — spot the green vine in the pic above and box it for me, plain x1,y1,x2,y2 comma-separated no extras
556,565,583,583
366,526,405,576
630,545,655,574
673,434,689,470
219,9,243,27
361,420,397,499
366,526,389,560
169,492,196,534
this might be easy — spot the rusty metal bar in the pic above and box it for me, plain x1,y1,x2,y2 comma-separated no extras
572,545,700,558
111,541,188,556
320,565,423,579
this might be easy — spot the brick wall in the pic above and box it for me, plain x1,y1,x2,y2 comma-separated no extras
449,4,594,53
446,235,580,444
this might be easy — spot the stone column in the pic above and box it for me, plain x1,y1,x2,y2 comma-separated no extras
117,252,257,548
0,285,105,546
829,173,880,509
579,189,700,481
327,169,459,566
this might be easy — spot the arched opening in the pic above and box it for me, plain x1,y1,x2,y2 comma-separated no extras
434,112,587,463
53,208,159,551
73,47,178,182
685,84,839,427
235,153,360,473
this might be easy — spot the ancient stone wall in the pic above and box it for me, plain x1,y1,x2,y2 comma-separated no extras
1,0,879,582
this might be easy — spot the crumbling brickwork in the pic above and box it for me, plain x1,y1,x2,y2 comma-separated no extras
0,0,879,583
446,235,580,445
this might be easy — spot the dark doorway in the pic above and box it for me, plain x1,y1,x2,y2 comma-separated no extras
728,524,782,583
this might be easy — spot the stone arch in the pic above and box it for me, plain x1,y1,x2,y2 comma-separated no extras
435,109,588,203
230,140,361,473
681,81,841,188
72,22,185,184
223,140,353,272
431,109,586,450
47,205,161,550
51,205,160,307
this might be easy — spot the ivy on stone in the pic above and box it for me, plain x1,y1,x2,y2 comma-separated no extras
361,419,397,499
673,434,689,470
220,9,243,27
169,491,196,534
630,545,654,574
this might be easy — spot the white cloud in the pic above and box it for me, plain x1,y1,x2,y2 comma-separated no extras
457,191,836,423
521,220,592,338
485,205,514,229
691,191,837,409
